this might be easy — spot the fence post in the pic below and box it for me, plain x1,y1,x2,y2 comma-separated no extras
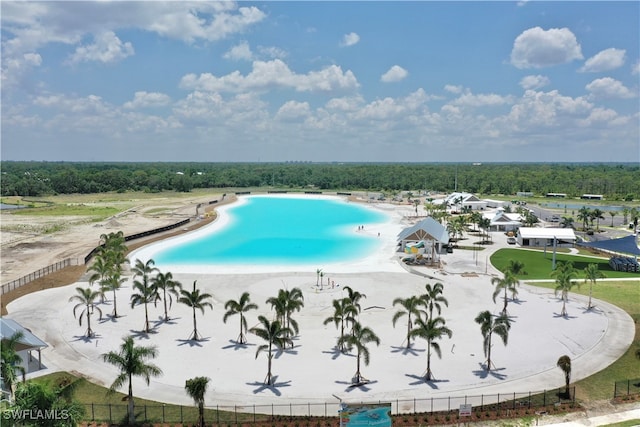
162,404,165,424
91,403,94,421
109,403,112,425
217,405,220,424
513,392,516,410
254,404,256,424
235,405,238,425
180,405,183,424
543,390,546,407
413,398,416,413
144,404,147,422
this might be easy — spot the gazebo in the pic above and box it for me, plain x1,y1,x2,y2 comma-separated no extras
397,217,450,255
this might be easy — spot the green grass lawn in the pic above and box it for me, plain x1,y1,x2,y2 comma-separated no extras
10,204,120,219
491,248,639,280
31,372,268,425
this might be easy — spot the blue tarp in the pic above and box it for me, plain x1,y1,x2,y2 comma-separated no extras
577,234,640,256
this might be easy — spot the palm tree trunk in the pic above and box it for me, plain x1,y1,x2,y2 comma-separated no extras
112,290,118,318
266,343,273,385
486,333,493,371
86,309,93,337
239,315,246,344
503,289,508,315
588,282,593,310
354,350,362,383
192,308,199,341
164,291,169,321
406,318,412,349
425,340,433,381
144,302,150,332
128,375,135,425
198,403,204,427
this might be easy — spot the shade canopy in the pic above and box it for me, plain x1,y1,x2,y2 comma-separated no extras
577,234,640,256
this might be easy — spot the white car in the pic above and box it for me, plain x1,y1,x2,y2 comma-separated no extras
507,237,517,244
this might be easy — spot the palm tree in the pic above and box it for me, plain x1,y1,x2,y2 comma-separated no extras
152,271,183,321
609,211,616,227
560,216,574,229
12,379,86,424
557,355,572,397
88,254,113,303
178,280,214,341
103,272,126,318
102,336,163,425
323,297,358,353
491,271,519,315
591,208,605,232
266,287,304,347
337,321,380,384
474,310,511,371
392,295,425,349
223,292,258,344
185,376,210,427
250,315,293,385
552,261,579,317
420,282,448,321
69,287,103,337
316,268,322,287
577,206,591,231
130,258,159,332
130,276,160,334
583,263,605,310
343,285,367,317
409,316,452,381
1,331,26,400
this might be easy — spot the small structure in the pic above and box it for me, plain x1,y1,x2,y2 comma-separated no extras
483,208,523,232
397,217,449,256
0,318,48,376
438,192,487,211
516,227,576,248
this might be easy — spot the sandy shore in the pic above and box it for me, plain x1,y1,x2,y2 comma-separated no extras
2,194,636,415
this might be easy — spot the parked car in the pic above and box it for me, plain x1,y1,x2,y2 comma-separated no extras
507,237,517,244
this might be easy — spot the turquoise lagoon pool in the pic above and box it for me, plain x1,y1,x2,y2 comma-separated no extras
149,196,390,267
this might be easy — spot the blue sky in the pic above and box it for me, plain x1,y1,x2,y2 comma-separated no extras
2,1,639,162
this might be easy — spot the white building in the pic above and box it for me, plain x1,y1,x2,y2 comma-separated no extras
442,192,487,211
516,227,576,248
483,209,523,232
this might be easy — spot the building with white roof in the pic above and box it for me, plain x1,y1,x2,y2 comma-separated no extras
516,227,576,248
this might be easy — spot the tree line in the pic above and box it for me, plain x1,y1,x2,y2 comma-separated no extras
1,161,638,200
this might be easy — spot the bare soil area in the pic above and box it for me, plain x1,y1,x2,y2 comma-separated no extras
0,191,234,314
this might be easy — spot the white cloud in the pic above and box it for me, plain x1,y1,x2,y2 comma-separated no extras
340,32,360,47
519,75,550,90
224,41,254,61
123,92,171,109
258,46,288,60
451,91,513,108
380,65,408,83
585,77,636,99
444,85,463,94
505,89,593,128
633,60,640,75
324,96,365,112
179,59,359,93
510,27,583,69
276,101,311,121
579,48,626,73
1,2,266,87
67,31,134,65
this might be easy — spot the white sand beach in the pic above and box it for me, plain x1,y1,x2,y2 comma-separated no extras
3,195,636,415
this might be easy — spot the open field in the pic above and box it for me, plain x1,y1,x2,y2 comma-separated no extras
491,249,639,280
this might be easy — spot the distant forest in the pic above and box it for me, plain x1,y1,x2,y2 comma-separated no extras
1,162,638,200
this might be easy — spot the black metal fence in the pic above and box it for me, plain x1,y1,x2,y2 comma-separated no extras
82,388,574,424
614,378,640,398
0,258,81,295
